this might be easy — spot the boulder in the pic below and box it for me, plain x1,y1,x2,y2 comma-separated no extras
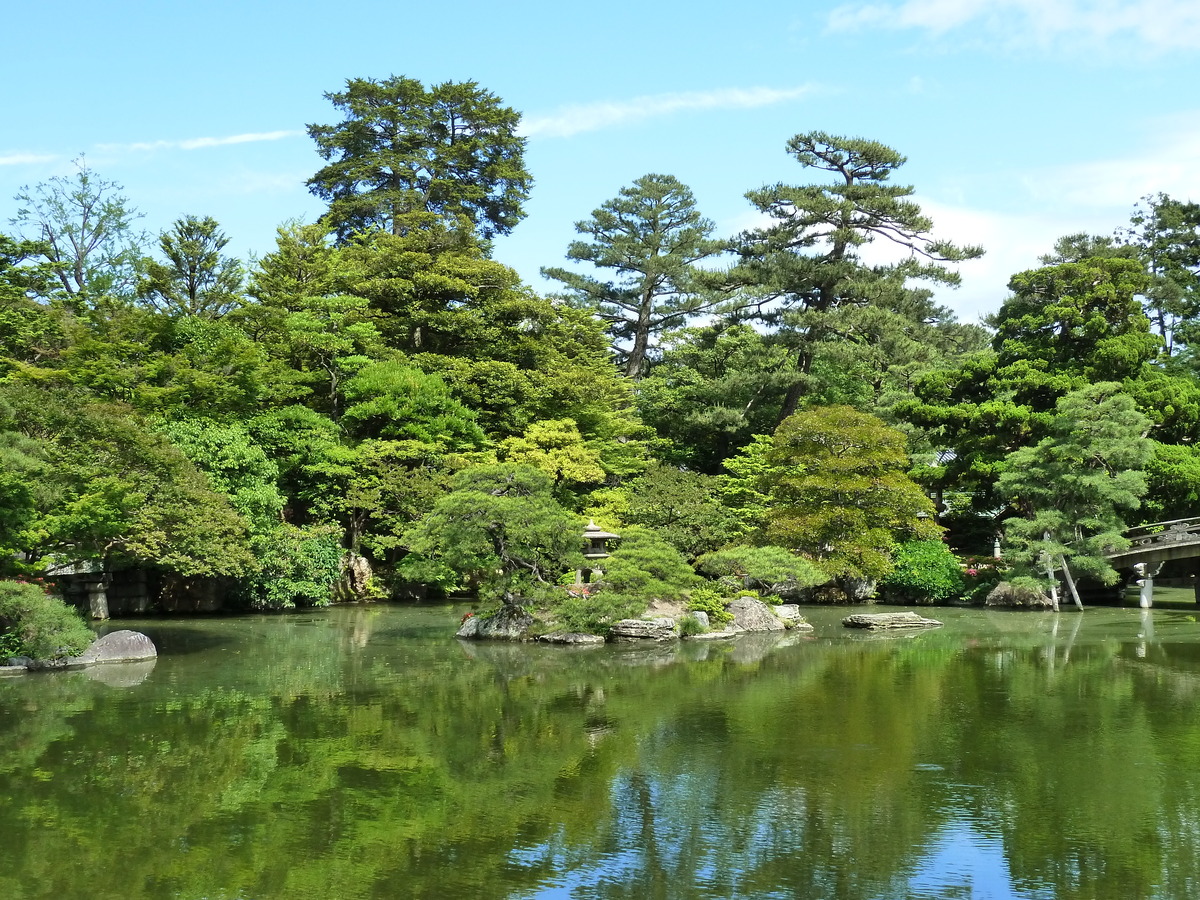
842,612,942,630
76,630,157,665
335,551,374,602
985,581,1055,609
457,605,534,641
610,618,676,642
728,596,785,633
536,632,606,645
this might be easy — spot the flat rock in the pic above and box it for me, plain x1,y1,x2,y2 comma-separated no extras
684,629,736,641
729,596,785,633
537,632,606,645
610,618,676,642
77,630,157,664
842,612,943,630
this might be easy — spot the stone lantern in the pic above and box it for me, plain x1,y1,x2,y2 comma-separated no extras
578,519,619,584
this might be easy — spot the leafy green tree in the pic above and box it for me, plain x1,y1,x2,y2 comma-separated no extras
738,131,982,420
542,173,730,377
401,464,582,605
0,382,254,578
339,360,486,450
554,525,701,634
240,221,382,417
764,405,939,586
1123,193,1200,356
635,324,794,472
1143,442,1200,522
10,157,147,313
596,526,701,603
904,257,1168,511
499,418,606,491
139,215,244,318
307,75,531,241
616,462,739,560
996,383,1152,608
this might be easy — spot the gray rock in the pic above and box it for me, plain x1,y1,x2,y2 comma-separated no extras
458,605,534,641
536,632,606,645
685,611,709,629
842,612,943,630
76,630,157,665
0,664,27,676
456,615,481,638
773,605,815,631
685,629,736,641
610,618,676,641
986,582,1054,609
6,656,33,668
729,596,785,632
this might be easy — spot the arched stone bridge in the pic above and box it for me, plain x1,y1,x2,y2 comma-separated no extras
1106,518,1200,606
1107,518,1200,569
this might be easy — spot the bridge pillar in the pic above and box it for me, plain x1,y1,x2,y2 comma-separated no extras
1136,562,1164,609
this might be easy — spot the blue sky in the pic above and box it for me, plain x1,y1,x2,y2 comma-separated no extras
3,0,1198,322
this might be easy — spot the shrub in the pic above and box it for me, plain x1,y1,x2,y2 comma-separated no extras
678,614,708,637
686,585,734,624
599,526,701,601
878,540,965,604
552,587,645,635
0,580,94,660
695,545,826,599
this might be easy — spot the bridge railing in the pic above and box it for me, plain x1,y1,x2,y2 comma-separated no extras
1120,517,1200,552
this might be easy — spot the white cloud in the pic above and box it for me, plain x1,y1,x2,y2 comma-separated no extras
0,153,59,166
1021,113,1200,209
522,85,818,139
827,0,1200,50
95,130,304,154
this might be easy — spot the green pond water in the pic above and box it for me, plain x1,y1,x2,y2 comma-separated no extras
4,602,1200,900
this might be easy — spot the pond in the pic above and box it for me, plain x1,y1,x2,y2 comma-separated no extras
3,603,1200,899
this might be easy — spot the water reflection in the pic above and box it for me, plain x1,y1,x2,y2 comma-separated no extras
3,606,1200,899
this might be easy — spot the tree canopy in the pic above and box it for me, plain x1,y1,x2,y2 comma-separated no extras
307,76,531,242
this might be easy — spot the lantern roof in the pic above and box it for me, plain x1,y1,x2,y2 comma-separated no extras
583,519,620,541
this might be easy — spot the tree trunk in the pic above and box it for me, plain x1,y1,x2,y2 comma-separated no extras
1057,555,1084,610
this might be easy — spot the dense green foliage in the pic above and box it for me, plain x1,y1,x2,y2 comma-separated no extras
2,81,1195,616
878,539,966,604
0,579,93,659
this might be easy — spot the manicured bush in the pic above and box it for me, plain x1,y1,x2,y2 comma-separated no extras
0,580,94,660
878,540,965,604
686,585,734,624
695,545,826,599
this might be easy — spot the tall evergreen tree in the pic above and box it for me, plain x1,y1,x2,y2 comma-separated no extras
997,383,1152,608
140,215,244,318
542,173,729,378
738,132,982,420
307,76,531,242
